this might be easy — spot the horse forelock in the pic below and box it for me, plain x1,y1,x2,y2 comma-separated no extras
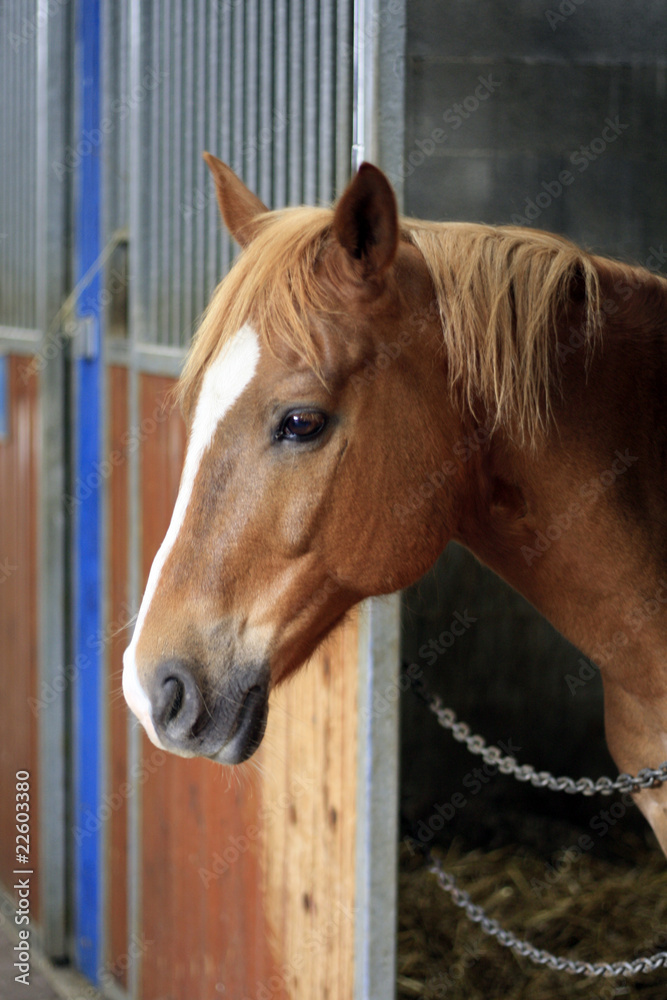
177,205,337,416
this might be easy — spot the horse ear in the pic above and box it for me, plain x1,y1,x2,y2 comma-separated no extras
202,152,269,247
333,162,399,278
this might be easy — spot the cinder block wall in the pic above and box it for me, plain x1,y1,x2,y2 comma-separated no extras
400,0,667,848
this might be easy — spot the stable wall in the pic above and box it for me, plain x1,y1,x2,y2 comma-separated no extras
400,0,667,845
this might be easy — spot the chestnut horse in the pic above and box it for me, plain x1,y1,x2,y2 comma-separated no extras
123,154,667,855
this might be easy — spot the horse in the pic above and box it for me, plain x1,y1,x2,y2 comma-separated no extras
123,153,667,856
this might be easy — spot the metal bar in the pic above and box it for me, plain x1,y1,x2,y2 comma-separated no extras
318,0,334,202
303,0,318,204
180,0,195,346
35,0,70,962
374,0,406,206
244,0,259,193
258,0,274,208
273,0,288,208
160,0,172,348
7,2,16,323
219,0,232,277
169,0,183,348
288,0,303,203
73,0,105,981
336,0,353,195
202,0,216,307
352,0,372,170
354,595,401,1000
148,1,161,346
0,8,5,320
352,4,406,998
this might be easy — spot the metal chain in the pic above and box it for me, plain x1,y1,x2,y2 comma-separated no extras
424,848,667,977
406,671,667,977
408,673,667,795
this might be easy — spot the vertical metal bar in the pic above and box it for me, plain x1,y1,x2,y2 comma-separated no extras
35,0,70,961
160,0,172,347
258,0,274,207
318,0,334,202
19,25,29,330
7,3,16,321
10,4,18,325
149,2,161,346
354,596,401,1000
231,0,245,261
180,0,194,345
73,0,104,981
244,0,259,192
303,0,318,204
197,0,211,313
351,5,406,998
287,0,303,204
169,0,183,347
119,1,130,228
273,0,288,209
28,19,38,327
220,0,232,277
374,0,406,206
0,6,5,319
206,0,220,297
352,0,371,171
336,0,353,195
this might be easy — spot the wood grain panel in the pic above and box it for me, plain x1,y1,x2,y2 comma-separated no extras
137,374,358,999
0,357,40,918
106,366,130,988
258,620,358,1000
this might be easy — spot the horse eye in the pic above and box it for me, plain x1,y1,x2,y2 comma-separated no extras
278,410,327,441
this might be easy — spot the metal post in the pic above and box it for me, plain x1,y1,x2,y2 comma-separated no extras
352,4,406,997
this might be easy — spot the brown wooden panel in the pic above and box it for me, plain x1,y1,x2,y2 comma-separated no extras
258,619,358,999
0,357,40,919
137,374,358,999
105,365,130,988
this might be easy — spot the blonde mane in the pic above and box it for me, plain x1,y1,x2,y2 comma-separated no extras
403,219,601,440
178,207,602,440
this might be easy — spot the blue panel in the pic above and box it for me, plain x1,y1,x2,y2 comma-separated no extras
73,0,103,982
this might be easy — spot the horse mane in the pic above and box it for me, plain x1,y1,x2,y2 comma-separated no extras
402,220,601,442
178,206,605,441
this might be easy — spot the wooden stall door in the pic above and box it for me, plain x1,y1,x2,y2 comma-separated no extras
0,358,40,918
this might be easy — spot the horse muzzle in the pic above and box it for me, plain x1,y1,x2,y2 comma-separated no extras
145,658,270,764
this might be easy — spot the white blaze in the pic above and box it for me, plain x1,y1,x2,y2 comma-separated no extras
122,324,261,742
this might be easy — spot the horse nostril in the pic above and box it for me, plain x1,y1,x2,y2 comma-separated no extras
152,660,205,744
162,676,185,725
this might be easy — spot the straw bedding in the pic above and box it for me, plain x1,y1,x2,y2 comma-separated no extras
397,824,667,999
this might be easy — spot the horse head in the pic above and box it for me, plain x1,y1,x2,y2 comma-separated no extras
122,159,456,763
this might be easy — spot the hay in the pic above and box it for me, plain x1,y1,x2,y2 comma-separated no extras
397,827,667,999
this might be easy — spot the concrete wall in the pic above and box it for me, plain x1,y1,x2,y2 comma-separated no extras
400,0,667,849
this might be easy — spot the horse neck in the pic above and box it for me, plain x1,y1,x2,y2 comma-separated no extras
452,258,667,688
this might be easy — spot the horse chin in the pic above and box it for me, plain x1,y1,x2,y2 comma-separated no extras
208,687,270,765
